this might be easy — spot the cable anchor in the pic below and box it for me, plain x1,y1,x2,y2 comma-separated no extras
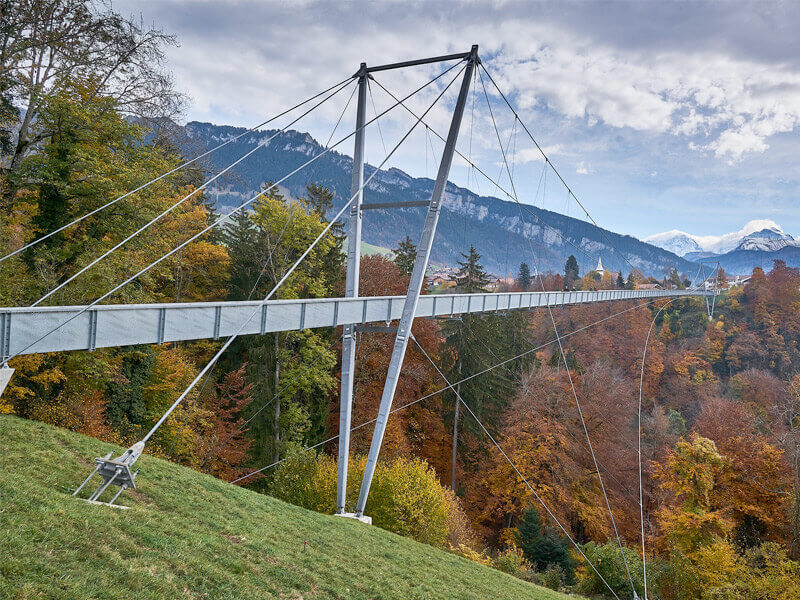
72,440,145,508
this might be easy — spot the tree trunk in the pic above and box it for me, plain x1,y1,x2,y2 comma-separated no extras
792,443,799,559
450,356,462,491
273,332,281,463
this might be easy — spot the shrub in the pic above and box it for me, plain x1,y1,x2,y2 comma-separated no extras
538,564,567,591
577,540,645,599
492,545,532,580
269,452,472,548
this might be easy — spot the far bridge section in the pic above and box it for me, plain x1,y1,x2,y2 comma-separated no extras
0,289,709,358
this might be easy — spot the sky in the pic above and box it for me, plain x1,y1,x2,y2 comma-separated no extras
116,0,800,241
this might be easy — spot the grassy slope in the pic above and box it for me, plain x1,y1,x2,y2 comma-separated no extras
360,241,394,257
1,416,573,600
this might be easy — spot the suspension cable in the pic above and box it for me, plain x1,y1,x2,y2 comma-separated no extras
0,76,354,264
637,299,674,600
133,61,470,445
231,298,662,483
2,60,466,367
478,67,636,596
411,335,622,600
368,76,595,263
31,79,356,308
478,63,638,275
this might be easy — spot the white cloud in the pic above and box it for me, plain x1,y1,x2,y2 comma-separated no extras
117,0,800,167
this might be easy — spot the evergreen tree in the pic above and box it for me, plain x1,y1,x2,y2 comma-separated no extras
105,346,157,430
305,182,334,218
305,183,344,289
669,268,685,290
517,262,532,291
616,273,625,289
515,505,575,580
445,246,531,491
223,210,264,301
564,255,579,290
393,236,417,276
455,245,489,293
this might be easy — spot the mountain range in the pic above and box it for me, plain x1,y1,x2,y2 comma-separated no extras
645,220,800,275
173,121,701,278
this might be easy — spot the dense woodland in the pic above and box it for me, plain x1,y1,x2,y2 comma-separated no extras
3,2,800,598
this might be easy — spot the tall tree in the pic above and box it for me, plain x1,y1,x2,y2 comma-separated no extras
455,245,489,293
393,235,416,276
1,0,183,190
564,254,579,290
517,262,532,291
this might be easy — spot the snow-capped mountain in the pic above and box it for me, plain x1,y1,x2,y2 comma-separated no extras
645,220,795,256
736,230,796,252
642,230,703,256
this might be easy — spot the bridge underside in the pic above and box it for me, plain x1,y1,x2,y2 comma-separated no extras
0,289,708,358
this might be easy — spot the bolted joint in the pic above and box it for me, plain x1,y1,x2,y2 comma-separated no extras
469,44,481,64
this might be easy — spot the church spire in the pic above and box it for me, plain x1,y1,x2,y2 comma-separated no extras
596,256,604,274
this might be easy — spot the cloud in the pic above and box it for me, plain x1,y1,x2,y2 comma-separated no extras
112,1,800,238
117,0,800,165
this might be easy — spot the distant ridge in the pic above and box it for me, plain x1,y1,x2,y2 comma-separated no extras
172,121,699,278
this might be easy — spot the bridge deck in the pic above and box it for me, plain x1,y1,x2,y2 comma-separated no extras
0,289,710,357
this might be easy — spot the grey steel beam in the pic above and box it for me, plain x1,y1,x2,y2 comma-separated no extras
361,200,430,210
337,65,368,514
354,45,480,518
0,289,710,358
363,51,471,74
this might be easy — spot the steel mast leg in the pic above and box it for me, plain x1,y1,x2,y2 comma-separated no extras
336,65,368,515
354,46,479,518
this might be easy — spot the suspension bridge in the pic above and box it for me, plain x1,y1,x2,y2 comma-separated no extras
1,45,716,600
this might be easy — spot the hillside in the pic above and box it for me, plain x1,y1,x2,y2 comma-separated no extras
0,416,574,600
173,121,697,278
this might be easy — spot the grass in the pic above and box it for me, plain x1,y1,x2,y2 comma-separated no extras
1,416,575,600
360,241,394,257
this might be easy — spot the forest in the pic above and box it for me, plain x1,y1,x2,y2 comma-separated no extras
2,2,800,599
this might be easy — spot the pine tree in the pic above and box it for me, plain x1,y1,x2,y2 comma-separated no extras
222,210,263,301
616,273,625,289
393,236,417,276
305,182,334,218
517,262,532,291
564,255,579,290
455,245,489,293
515,505,574,579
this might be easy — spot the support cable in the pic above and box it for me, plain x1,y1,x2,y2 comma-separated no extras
0,76,354,264
479,63,638,275
410,335,622,600
478,68,636,597
369,77,594,263
231,297,663,484
325,83,359,149
637,299,674,600
31,79,355,307
2,60,465,367
459,317,642,504
200,332,344,467
367,79,389,161
131,62,470,446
